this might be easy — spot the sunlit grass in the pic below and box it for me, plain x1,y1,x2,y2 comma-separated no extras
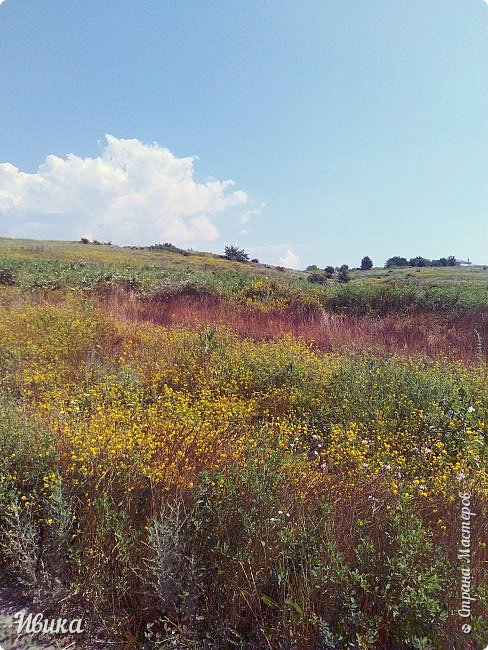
0,240,487,647
0,295,486,646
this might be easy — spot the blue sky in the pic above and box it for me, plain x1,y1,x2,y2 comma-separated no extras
0,0,487,268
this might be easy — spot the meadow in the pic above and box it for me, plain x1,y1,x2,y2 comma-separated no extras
0,239,486,649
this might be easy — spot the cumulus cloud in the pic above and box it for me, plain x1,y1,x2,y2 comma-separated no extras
0,135,248,245
248,243,300,268
279,249,300,269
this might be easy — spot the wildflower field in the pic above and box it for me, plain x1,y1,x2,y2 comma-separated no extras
0,240,486,649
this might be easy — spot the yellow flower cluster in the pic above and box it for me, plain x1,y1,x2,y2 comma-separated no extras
324,417,486,498
0,298,486,507
57,382,262,486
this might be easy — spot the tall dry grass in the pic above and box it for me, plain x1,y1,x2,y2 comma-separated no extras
100,287,488,362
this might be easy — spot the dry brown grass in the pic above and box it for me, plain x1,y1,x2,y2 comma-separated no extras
99,287,488,362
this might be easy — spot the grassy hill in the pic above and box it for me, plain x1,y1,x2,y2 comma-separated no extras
2,235,488,281
1,237,488,315
0,236,305,277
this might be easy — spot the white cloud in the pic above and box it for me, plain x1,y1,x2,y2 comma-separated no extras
238,202,265,225
0,135,247,245
248,243,299,267
279,249,300,269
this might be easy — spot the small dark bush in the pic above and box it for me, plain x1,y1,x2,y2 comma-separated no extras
0,269,15,285
308,271,329,285
337,264,351,283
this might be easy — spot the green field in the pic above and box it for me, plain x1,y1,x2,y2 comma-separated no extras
1,237,488,315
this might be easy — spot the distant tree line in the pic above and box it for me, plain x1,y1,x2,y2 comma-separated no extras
80,237,112,246
222,247,466,276
306,264,351,284
385,255,457,268
305,256,374,284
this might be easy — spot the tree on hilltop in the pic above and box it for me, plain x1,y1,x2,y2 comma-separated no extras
360,256,373,270
224,245,249,262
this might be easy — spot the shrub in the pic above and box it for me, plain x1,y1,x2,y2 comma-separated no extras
148,242,188,255
337,264,351,283
385,256,409,268
224,245,249,262
308,271,329,284
432,257,448,267
409,256,431,267
0,268,15,285
360,256,373,270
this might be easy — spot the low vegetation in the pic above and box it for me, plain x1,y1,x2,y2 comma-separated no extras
0,237,486,648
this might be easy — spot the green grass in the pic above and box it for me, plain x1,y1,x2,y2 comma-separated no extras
356,264,488,286
1,236,488,315
0,236,303,277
